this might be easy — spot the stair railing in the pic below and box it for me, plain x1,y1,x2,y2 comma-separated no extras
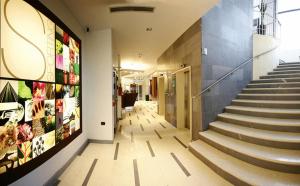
192,45,279,100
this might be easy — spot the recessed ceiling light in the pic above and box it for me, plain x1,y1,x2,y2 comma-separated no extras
146,27,152,31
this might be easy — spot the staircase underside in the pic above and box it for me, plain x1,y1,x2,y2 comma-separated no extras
189,62,300,185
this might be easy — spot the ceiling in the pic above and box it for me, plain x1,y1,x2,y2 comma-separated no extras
62,0,219,74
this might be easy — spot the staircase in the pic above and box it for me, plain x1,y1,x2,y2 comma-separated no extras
189,62,300,186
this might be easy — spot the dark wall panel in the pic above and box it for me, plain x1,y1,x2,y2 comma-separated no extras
201,0,253,130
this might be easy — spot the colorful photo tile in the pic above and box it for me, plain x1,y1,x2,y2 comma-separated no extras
63,123,70,139
0,103,24,126
63,45,70,72
55,39,63,55
69,37,76,51
32,100,45,120
0,145,18,174
63,32,69,46
55,99,63,113
55,26,63,42
32,118,46,137
56,112,63,130
33,82,46,100
45,100,55,117
69,120,75,135
55,69,64,84
63,85,70,98
69,49,75,64
32,136,44,158
63,98,75,125
69,73,76,85
69,86,75,97
75,86,80,97
0,80,18,103
18,81,32,100
56,55,63,70
24,100,33,122
45,83,55,100
32,131,55,157
55,126,63,144
17,123,33,144
17,141,32,166
55,84,63,99
44,115,55,133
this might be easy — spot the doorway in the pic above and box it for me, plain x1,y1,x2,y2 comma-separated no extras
175,67,192,139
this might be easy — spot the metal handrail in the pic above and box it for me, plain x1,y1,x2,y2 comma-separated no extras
192,46,279,99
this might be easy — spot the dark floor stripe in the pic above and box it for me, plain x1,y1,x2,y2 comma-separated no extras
137,115,139,120
131,131,134,143
159,122,166,129
146,141,155,157
119,125,122,133
170,153,191,177
151,114,155,118
130,120,132,125
133,159,140,186
154,130,162,139
114,142,119,160
147,119,151,124
173,136,187,148
82,159,98,186
129,113,131,116
140,124,144,131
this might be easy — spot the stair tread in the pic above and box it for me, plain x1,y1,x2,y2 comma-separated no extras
244,87,300,90
252,77,300,82
200,130,300,166
238,93,300,96
260,73,300,77
226,105,300,114
248,82,300,86
218,113,300,126
233,99,300,104
190,140,300,186
210,121,300,143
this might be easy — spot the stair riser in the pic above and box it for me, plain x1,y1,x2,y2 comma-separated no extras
210,125,300,150
277,65,300,68
189,146,250,186
251,78,300,83
232,101,300,109
274,68,300,71
247,84,300,88
225,108,300,119
237,95,300,100
242,89,300,94
199,133,300,173
268,71,300,75
279,62,300,65
260,74,300,79
217,115,300,132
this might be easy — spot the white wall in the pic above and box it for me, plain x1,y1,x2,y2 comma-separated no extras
279,49,300,62
85,29,114,141
11,0,88,185
253,34,280,80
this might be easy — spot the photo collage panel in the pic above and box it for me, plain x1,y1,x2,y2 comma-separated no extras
0,0,81,179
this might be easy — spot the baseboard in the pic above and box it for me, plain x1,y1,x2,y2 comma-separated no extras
44,139,89,186
88,139,114,144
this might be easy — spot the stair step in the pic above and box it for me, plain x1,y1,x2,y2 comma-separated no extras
199,130,300,173
268,70,300,75
279,62,300,66
217,113,300,132
260,73,300,79
278,64,300,68
232,99,300,109
247,82,300,88
242,87,300,94
251,78,300,83
225,105,300,119
237,93,300,101
274,67,300,71
189,140,300,186
210,121,300,149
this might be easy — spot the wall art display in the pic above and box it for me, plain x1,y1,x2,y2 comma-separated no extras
0,0,82,184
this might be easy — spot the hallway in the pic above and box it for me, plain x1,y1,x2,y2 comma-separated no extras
58,101,230,186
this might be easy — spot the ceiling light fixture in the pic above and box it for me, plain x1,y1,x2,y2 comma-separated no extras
146,27,152,31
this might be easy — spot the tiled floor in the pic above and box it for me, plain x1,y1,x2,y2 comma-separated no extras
58,101,231,186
